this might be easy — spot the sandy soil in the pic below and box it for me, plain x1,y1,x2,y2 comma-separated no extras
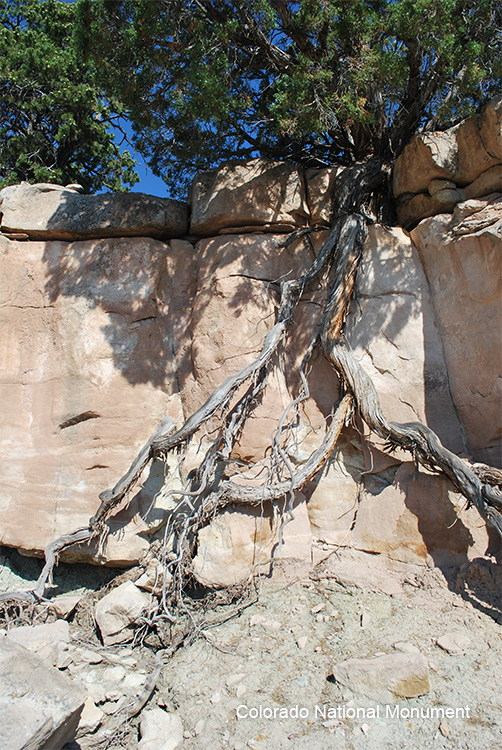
1,546,501,750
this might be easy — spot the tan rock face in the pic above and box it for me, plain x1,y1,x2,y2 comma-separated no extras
0,182,188,240
478,95,502,159
192,498,312,587
305,167,341,225
180,231,336,463
0,155,498,583
345,224,463,454
394,96,501,199
394,95,502,227
411,198,502,466
0,235,190,562
350,463,488,565
190,158,309,235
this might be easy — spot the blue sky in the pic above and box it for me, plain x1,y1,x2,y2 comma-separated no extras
128,152,169,197
111,119,170,198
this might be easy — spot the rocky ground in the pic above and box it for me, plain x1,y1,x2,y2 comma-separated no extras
1,546,501,750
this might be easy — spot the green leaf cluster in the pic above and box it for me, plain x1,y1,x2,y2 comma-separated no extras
78,0,500,197
0,0,139,192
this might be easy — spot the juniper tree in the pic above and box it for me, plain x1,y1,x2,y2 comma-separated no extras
0,0,138,191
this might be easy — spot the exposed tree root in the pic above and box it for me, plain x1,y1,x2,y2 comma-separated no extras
4,185,500,624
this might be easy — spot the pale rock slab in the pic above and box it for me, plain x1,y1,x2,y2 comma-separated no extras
6,620,70,667
0,635,85,750
314,548,412,596
76,698,104,737
331,651,430,704
0,182,188,240
411,200,502,466
94,581,150,646
190,158,309,235
437,629,472,655
350,463,489,565
0,235,186,563
192,497,312,587
138,708,184,750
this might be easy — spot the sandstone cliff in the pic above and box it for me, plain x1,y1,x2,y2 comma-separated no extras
0,100,500,587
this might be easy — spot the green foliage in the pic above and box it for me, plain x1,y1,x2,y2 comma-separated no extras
79,0,501,197
0,0,139,192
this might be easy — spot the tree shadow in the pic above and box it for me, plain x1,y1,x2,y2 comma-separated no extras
397,465,501,620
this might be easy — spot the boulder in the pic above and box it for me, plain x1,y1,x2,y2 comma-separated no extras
190,159,309,235
0,635,85,750
0,182,188,240
331,651,430,704
393,96,501,199
0,167,499,583
138,708,184,750
94,581,150,646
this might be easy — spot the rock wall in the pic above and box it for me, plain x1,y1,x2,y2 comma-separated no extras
394,95,502,228
0,100,500,585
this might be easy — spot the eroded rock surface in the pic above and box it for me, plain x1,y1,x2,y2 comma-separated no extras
394,95,502,227
0,182,188,240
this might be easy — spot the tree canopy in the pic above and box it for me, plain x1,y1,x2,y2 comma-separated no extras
0,0,139,192
78,0,501,197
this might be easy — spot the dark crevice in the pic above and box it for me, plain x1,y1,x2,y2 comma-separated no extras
59,411,100,430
